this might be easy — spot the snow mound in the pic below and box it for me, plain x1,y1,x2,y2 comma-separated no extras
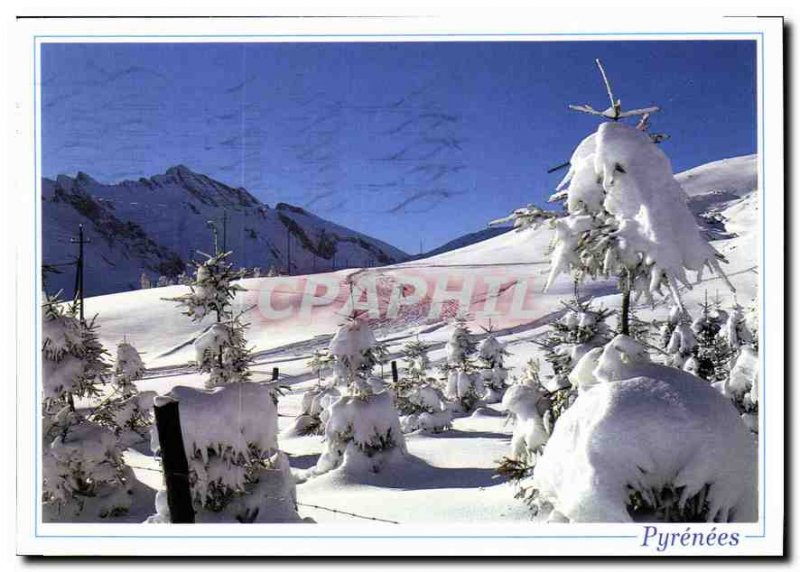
532,336,756,523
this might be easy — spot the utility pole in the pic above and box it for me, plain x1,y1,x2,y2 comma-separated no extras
286,226,291,275
69,224,90,323
222,209,228,253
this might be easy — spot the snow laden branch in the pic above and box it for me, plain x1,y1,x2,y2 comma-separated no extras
546,122,734,313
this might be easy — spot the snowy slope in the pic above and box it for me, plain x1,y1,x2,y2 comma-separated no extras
416,226,514,259
77,153,758,524
675,154,757,197
42,166,409,297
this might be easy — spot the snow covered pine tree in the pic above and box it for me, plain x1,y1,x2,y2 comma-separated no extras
494,59,754,523
166,250,252,388
41,295,137,521
151,243,301,523
394,339,452,433
444,319,484,413
312,314,407,476
93,339,153,438
477,329,510,403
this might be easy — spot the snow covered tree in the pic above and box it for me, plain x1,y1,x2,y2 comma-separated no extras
328,314,382,394
496,60,732,335
443,319,483,413
112,340,146,396
193,316,253,388
285,350,338,436
92,340,152,438
721,302,755,351
494,60,750,522
538,299,612,388
665,320,697,369
477,331,510,403
41,296,135,520
498,360,552,479
393,339,451,434
310,315,407,475
308,348,334,383
657,304,683,349
166,250,252,388
713,301,758,431
139,271,151,290
688,295,733,383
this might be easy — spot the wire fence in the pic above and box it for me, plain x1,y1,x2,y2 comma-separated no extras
126,462,401,524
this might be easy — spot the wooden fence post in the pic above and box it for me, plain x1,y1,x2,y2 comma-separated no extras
391,360,399,384
154,399,195,524
272,367,279,381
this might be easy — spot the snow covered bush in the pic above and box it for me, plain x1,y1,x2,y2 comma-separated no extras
400,339,431,384
527,334,756,523
308,348,334,383
167,251,253,388
444,320,483,413
148,383,302,522
477,332,510,403
496,360,554,485
41,296,135,520
43,422,136,521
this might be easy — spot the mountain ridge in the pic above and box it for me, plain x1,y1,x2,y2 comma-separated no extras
42,165,409,297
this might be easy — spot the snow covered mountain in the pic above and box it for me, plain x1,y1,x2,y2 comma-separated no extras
42,166,409,297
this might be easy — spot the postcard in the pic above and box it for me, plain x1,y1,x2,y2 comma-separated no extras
12,11,784,557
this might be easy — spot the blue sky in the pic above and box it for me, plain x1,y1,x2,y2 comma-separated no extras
41,40,756,254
